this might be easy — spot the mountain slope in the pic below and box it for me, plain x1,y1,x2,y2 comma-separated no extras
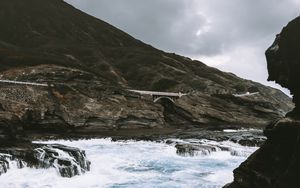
0,0,294,139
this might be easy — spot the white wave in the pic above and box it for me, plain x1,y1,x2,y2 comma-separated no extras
0,138,258,188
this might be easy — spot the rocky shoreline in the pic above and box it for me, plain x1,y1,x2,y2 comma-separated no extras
0,126,266,178
0,0,297,185
0,138,91,178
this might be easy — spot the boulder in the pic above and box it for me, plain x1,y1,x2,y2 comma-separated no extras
0,144,90,178
33,144,91,178
266,16,300,116
226,16,300,188
225,119,300,188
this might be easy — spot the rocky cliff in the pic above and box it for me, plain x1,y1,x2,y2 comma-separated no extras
226,16,300,188
0,0,293,143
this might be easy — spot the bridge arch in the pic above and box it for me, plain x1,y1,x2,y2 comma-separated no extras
153,96,175,103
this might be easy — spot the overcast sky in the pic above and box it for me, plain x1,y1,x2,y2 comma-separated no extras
66,0,300,94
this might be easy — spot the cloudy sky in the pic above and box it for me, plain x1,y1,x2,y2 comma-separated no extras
66,0,300,94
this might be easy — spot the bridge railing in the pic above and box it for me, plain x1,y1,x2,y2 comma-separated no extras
128,90,187,97
0,79,48,87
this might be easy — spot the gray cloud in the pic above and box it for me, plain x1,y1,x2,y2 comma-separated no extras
65,0,299,93
66,0,299,56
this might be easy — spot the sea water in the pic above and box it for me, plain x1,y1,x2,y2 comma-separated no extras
0,138,257,188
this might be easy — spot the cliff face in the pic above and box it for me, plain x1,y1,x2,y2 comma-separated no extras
0,0,294,142
226,16,300,188
266,17,300,116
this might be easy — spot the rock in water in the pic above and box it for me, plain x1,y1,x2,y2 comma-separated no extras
0,153,26,175
225,16,300,188
175,143,220,157
0,144,90,178
0,153,11,175
34,144,91,178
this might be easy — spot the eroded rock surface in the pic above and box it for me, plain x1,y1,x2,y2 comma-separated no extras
0,143,90,178
225,119,300,188
34,144,90,177
0,154,11,175
169,137,259,158
266,16,300,116
226,16,300,188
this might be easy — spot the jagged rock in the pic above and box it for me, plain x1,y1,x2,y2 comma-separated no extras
0,153,11,175
226,16,300,188
173,138,257,158
266,16,300,116
229,134,266,147
0,153,26,175
0,143,90,178
225,119,300,188
34,144,91,178
169,129,266,147
175,143,221,156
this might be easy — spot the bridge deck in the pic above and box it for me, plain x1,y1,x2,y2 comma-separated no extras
0,80,48,87
128,90,187,97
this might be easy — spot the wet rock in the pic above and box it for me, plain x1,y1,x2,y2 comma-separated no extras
171,128,266,147
173,138,257,158
229,134,266,147
0,143,90,178
0,153,11,175
175,143,220,156
0,153,26,175
34,144,91,178
225,119,300,188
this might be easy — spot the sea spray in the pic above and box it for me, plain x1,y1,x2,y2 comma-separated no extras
0,138,257,188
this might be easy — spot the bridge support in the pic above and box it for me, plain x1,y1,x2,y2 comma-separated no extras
152,95,176,103
128,89,188,104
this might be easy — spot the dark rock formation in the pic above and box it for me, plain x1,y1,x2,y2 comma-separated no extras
266,16,300,116
175,143,220,156
0,112,22,141
0,0,293,136
225,16,300,188
34,144,90,177
0,143,90,178
169,128,266,147
225,119,300,188
171,135,259,157
0,154,11,175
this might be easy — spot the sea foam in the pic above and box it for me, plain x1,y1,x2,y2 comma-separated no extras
0,138,257,188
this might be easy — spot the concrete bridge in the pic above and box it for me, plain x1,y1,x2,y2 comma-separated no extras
128,90,187,103
0,79,49,87
0,79,188,103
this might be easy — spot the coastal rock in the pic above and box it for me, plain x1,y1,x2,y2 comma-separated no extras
34,144,91,177
266,16,300,116
0,152,26,175
225,119,300,188
0,153,11,175
226,16,300,188
170,129,266,147
0,144,90,178
175,143,220,156
172,138,258,158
